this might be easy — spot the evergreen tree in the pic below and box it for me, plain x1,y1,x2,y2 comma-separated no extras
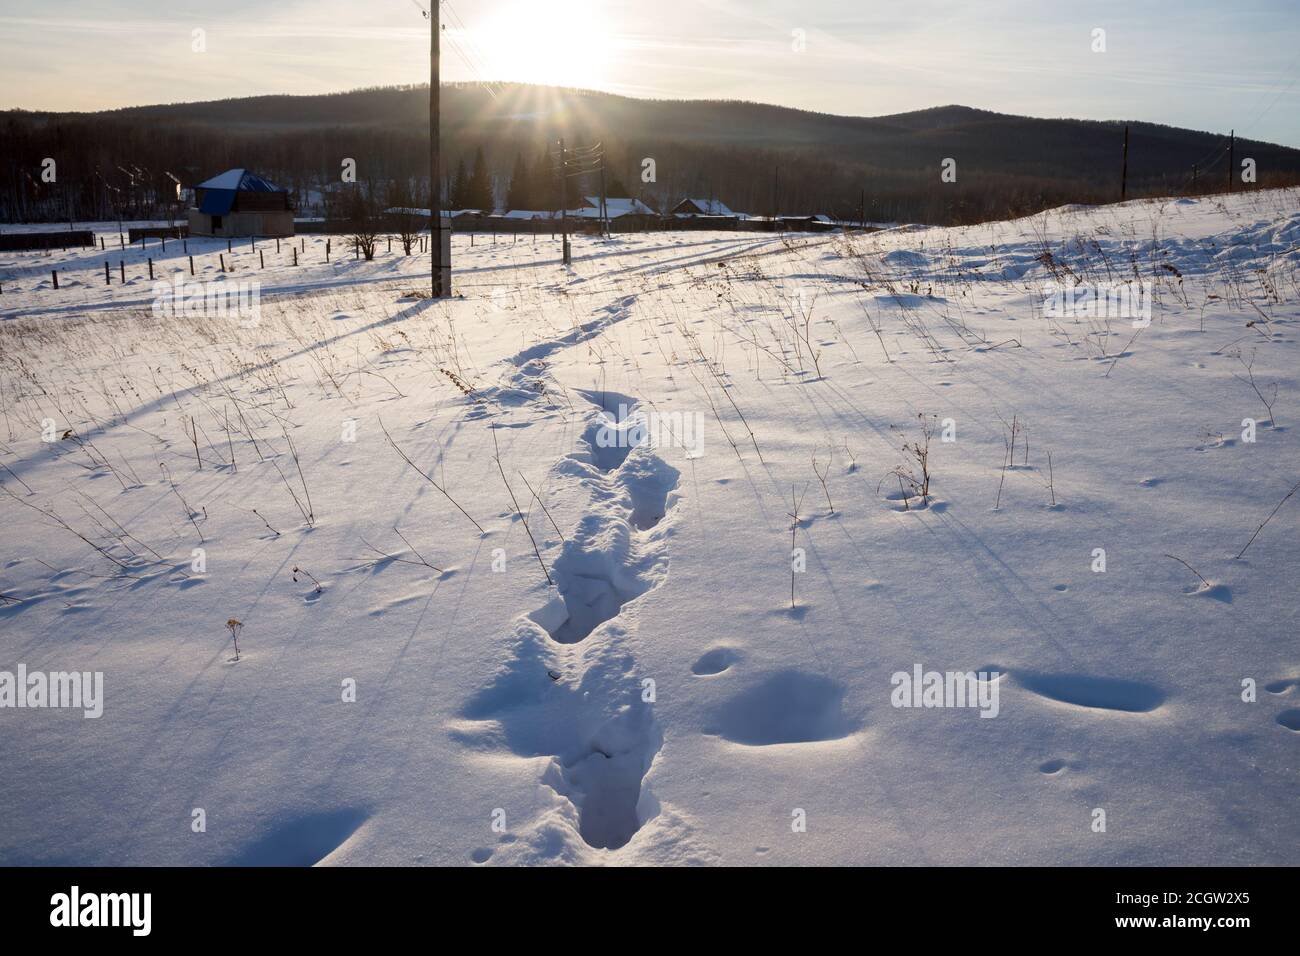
460,146,488,212
450,158,468,209
466,146,494,211
505,152,530,210
529,148,555,211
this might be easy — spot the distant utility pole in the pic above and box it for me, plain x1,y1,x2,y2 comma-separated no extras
1227,129,1235,192
773,166,780,228
430,1,450,297
1120,125,1129,201
559,138,571,265
599,151,608,238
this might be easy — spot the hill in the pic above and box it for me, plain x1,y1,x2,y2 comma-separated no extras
5,83,1299,223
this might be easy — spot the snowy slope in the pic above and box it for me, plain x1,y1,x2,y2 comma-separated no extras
1,191,1298,866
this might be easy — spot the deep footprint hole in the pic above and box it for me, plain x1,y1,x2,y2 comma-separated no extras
708,670,858,745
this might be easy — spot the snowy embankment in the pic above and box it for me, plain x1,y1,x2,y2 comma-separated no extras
1,191,1298,865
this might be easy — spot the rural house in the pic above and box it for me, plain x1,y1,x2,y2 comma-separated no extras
187,168,294,238
671,197,738,218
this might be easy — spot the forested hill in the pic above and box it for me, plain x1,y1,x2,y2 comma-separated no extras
6,83,1299,224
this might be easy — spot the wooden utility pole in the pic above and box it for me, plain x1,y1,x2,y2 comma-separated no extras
1120,125,1129,201
430,2,449,296
599,152,608,238
1227,129,1235,192
559,138,571,265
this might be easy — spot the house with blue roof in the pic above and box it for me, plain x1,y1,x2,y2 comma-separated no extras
187,169,293,238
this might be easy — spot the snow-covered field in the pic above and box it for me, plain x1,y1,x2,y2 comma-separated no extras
1,190,1297,866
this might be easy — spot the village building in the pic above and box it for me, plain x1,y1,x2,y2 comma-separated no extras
671,197,739,218
566,196,656,221
187,169,293,238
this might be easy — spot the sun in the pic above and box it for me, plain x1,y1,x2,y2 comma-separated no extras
475,0,612,89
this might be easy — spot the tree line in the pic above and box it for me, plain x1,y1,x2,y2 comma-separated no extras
3,92,1297,227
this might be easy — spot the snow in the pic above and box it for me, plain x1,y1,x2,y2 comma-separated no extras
195,169,284,194
195,169,248,191
1,190,1298,866
380,209,478,219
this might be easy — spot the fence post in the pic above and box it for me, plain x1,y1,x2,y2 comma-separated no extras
260,250,264,269
52,270,59,290
227,239,232,253
189,255,194,276
119,261,125,283
148,258,153,280
1120,125,1129,201
1227,130,1235,192
219,253,226,272
105,261,111,285
293,247,298,266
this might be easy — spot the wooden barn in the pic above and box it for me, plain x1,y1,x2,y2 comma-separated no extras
187,169,293,238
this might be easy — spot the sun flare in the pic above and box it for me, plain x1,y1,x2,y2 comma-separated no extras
475,0,613,89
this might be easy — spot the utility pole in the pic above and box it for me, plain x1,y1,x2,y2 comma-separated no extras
559,138,571,265
599,151,608,239
430,1,450,296
1227,129,1235,193
773,166,780,229
1120,125,1129,201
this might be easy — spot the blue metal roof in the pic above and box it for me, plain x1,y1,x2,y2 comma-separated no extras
196,169,286,215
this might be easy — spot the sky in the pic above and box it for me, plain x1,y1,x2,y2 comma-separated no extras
2,0,1299,146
